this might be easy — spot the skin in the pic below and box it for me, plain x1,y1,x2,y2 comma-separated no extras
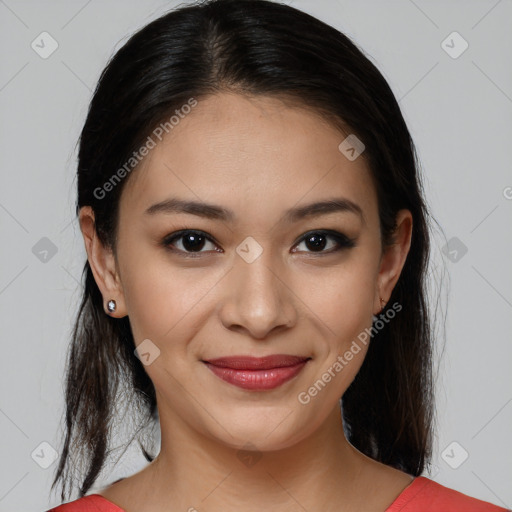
79,92,414,512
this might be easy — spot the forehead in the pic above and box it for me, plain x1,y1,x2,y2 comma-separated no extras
120,92,377,227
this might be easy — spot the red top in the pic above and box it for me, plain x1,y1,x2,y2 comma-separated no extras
46,476,510,511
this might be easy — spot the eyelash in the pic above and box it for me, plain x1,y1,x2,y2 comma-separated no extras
161,229,356,258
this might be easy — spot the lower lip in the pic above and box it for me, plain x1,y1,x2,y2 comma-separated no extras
203,361,308,390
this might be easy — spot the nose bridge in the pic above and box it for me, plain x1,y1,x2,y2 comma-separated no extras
219,238,296,339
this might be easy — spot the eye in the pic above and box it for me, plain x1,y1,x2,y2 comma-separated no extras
162,230,220,257
162,229,356,257
292,230,356,254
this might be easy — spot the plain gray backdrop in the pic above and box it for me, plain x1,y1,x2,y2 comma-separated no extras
0,0,511,510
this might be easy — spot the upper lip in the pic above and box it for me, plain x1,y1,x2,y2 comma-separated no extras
203,355,310,370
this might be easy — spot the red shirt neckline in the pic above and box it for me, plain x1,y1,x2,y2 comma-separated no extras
385,475,427,510
83,476,508,512
86,476,424,512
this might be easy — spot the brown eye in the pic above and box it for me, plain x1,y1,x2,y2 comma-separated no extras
163,230,219,255
292,230,356,254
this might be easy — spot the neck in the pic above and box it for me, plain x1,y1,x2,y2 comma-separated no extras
142,405,369,512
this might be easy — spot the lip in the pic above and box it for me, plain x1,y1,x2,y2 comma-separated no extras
202,355,310,391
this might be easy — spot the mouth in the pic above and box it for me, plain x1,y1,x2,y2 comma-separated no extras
202,355,311,391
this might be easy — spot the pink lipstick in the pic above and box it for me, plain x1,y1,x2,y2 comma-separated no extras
202,355,310,390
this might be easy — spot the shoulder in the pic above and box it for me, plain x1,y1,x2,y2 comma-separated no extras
45,494,125,512
387,476,510,512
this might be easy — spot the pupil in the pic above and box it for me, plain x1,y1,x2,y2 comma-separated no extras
183,233,205,252
306,233,326,251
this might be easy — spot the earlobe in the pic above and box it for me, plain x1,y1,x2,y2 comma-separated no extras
78,206,126,317
375,209,413,314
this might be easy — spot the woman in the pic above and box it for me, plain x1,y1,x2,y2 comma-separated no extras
47,0,508,510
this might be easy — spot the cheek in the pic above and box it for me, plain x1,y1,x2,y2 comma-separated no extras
294,256,377,397
301,259,376,340
119,249,222,345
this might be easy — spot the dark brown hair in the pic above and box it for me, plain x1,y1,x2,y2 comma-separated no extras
52,0,443,501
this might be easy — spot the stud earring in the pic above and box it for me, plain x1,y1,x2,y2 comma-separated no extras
380,296,386,312
107,299,117,313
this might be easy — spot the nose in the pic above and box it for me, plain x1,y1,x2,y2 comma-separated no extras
218,248,298,340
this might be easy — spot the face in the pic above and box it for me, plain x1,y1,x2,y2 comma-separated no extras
81,92,412,452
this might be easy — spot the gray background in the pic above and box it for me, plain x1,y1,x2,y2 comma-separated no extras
0,0,511,510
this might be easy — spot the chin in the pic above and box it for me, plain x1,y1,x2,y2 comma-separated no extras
201,403,320,453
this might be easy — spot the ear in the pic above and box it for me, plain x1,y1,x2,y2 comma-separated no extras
374,209,413,315
78,206,127,318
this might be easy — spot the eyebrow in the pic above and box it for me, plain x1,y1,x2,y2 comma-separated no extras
144,197,364,224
